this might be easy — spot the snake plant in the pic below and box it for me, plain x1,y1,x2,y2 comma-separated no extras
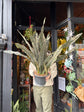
4,18,82,75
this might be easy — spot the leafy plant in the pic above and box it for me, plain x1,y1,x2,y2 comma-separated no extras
12,100,20,112
4,18,82,75
24,25,33,41
12,91,29,112
19,90,29,112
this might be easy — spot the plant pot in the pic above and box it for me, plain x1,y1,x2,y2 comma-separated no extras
25,80,29,84
34,71,48,86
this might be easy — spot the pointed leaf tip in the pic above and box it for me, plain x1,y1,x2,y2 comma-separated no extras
43,17,46,25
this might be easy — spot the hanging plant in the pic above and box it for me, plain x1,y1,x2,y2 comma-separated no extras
64,58,82,100
24,25,33,41
68,72,76,81
66,83,73,93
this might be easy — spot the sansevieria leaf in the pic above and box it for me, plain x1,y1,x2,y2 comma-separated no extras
4,18,82,75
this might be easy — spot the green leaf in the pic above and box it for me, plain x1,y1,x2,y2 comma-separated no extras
4,50,29,60
17,29,33,52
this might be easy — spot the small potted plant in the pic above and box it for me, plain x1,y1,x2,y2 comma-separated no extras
4,18,82,85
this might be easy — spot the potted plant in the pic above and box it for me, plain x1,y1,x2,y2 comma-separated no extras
19,90,29,112
4,18,82,85
12,100,20,112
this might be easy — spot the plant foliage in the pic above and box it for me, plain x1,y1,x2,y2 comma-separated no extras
4,18,82,75
19,90,29,112
12,100,20,112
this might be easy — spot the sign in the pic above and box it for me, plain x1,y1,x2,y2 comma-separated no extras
58,77,66,91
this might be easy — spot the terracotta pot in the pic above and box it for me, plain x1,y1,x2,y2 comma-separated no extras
25,81,29,84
